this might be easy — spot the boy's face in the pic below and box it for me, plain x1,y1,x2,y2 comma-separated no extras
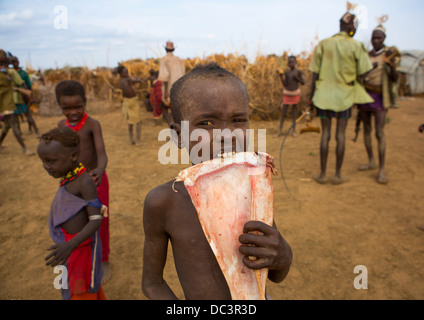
37,140,77,179
59,95,86,125
175,78,250,163
288,58,296,70
120,68,129,78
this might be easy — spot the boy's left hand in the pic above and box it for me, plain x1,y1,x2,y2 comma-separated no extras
238,221,291,271
89,168,104,186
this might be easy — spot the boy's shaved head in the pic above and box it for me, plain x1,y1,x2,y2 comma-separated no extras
170,62,249,123
55,80,86,104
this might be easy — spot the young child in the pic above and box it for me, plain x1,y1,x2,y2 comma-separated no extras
141,63,292,300
55,80,111,283
275,56,305,137
118,65,142,146
37,126,106,300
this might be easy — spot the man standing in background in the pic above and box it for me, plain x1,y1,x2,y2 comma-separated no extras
158,41,185,126
309,11,373,185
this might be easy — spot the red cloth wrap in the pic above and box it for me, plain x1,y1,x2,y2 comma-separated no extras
61,228,93,296
97,171,109,262
153,80,163,118
282,94,301,105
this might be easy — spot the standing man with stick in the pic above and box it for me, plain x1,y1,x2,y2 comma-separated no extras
356,17,400,184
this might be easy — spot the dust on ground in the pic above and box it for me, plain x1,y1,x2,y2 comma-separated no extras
0,96,423,300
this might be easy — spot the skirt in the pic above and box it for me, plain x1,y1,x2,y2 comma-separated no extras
315,107,352,120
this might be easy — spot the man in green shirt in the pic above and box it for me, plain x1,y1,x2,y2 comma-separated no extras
309,12,373,185
11,56,40,137
0,49,34,155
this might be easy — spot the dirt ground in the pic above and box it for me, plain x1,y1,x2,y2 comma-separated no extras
1,96,423,300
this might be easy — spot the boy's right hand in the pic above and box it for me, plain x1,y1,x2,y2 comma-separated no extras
238,221,292,272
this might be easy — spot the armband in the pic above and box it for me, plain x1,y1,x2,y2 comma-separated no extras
88,215,103,221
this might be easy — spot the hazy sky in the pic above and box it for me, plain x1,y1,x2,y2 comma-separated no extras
1,0,423,70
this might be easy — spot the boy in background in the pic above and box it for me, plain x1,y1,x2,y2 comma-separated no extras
55,80,111,283
275,55,305,138
118,65,142,146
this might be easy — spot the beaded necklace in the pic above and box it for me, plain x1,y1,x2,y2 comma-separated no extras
65,112,88,132
372,46,386,57
60,163,86,186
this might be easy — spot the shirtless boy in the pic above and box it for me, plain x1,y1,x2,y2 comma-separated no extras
37,126,105,300
118,65,142,146
55,80,111,282
142,63,292,300
275,56,305,137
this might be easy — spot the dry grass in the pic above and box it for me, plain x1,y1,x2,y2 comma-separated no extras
31,51,314,119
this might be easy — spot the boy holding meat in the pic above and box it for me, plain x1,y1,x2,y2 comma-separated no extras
141,63,292,300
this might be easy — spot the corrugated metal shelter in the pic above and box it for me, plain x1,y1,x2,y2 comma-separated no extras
399,50,424,95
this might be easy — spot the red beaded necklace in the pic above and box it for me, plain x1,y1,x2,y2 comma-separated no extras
60,163,86,186
65,112,88,132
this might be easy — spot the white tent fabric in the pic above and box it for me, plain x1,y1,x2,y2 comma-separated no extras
400,50,424,95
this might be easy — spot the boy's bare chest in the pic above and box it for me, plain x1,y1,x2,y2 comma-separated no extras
77,126,93,142
163,183,224,260
168,201,206,242
120,79,133,90
286,70,299,80
77,128,97,168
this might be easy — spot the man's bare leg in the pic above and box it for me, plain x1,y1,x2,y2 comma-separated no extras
128,124,135,145
358,110,377,171
314,117,331,184
291,105,298,137
1,115,34,155
275,104,288,137
135,122,142,146
375,109,387,184
332,117,349,185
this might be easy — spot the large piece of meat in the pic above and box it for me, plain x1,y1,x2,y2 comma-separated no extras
175,152,277,300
